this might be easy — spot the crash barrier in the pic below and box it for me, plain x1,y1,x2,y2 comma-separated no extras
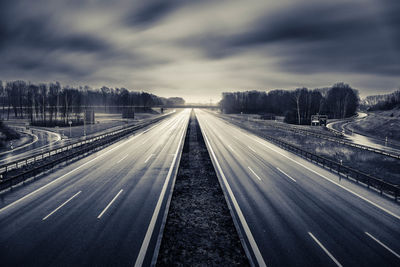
232,116,400,160
0,112,174,190
219,115,399,202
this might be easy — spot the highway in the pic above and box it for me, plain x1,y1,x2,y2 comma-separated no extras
0,112,174,166
196,109,400,267
0,109,190,266
0,128,61,165
327,118,400,155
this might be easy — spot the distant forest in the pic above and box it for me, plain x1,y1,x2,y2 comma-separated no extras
362,90,400,111
220,83,359,124
0,80,185,125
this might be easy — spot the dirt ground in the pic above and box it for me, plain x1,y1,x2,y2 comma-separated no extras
157,111,249,266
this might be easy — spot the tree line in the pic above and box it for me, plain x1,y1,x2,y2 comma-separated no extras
363,89,400,111
0,80,184,126
220,83,359,124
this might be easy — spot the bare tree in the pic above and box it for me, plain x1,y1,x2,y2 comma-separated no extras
293,89,302,125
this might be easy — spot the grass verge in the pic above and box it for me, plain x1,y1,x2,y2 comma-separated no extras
218,113,400,186
349,109,400,142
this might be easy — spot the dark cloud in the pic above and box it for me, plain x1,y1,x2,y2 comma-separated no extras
126,0,180,27
0,0,399,102
0,13,110,53
185,1,400,77
231,4,374,45
381,0,400,48
0,0,169,81
124,0,208,28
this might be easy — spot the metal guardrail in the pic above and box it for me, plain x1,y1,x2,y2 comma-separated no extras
328,119,400,148
218,115,399,201
235,116,400,160
0,112,174,189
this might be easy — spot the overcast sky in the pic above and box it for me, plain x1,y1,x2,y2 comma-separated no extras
1,0,399,103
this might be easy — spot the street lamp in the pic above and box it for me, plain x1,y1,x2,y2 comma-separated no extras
69,120,72,138
83,113,86,138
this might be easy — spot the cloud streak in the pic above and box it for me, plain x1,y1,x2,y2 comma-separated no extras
0,0,399,102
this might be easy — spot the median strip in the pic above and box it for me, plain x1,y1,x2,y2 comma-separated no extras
156,111,249,266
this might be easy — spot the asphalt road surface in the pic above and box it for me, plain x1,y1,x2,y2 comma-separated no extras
196,109,400,267
327,119,400,155
0,128,61,165
0,109,190,266
0,113,174,166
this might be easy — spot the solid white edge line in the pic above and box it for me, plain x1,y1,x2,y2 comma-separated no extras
144,154,154,163
249,136,400,221
202,130,267,267
150,111,190,265
365,232,400,258
117,154,128,163
276,167,296,182
134,114,188,267
97,189,123,219
248,166,262,181
42,191,81,221
0,122,161,215
308,232,343,267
